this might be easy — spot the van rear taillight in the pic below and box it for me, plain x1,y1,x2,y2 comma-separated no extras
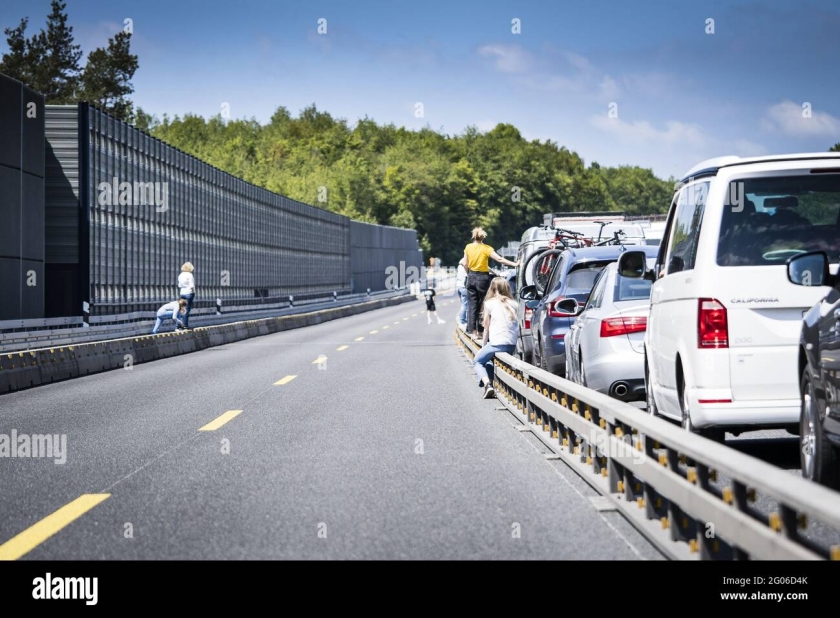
698,298,728,348
524,307,532,330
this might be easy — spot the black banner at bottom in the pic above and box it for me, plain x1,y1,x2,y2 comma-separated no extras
0,560,829,609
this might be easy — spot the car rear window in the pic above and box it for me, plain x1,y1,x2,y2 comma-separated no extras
615,276,652,301
716,175,840,266
564,261,611,293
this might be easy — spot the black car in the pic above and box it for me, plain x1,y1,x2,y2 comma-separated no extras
788,251,840,487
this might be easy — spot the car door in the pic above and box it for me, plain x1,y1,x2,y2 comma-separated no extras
818,286,840,408
648,183,707,415
532,255,565,354
647,199,677,390
578,268,610,381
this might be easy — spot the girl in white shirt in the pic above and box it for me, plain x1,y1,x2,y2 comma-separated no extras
177,262,196,328
473,277,520,399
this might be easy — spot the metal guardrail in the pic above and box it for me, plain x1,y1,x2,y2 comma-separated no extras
1,294,417,395
0,288,407,353
455,328,840,560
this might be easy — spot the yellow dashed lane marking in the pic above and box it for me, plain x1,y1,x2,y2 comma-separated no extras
403,317,409,321
393,321,400,325
0,494,111,561
382,325,389,330
274,375,297,386
312,356,328,364
411,313,417,317
354,337,364,341
369,330,378,334
337,345,349,351
200,410,242,431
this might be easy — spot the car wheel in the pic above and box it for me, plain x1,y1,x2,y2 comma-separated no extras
800,365,839,488
680,373,724,443
645,358,658,417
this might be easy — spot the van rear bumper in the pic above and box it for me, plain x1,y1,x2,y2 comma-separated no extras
687,388,799,428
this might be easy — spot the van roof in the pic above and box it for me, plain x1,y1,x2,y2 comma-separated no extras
681,153,840,184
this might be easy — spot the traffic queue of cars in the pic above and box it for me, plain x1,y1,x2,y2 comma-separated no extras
513,153,840,489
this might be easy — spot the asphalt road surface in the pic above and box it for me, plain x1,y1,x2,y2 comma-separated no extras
0,291,661,560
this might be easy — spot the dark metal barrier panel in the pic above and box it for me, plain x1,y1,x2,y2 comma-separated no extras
81,104,352,316
41,103,421,318
0,73,45,320
44,105,81,317
350,220,423,293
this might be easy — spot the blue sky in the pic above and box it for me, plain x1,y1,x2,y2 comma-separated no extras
2,0,839,179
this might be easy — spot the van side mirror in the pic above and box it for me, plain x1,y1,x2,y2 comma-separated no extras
617,251,650,280
787,251,833,287
520,284,538,300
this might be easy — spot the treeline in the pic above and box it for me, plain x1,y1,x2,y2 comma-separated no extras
0,0,138,120
145,107,677,264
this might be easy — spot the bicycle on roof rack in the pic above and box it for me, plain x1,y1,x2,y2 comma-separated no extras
592,229,629,246
522,227,585,295
522,227,632,296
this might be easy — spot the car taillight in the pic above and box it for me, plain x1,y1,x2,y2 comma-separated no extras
698,298,728,348
524,307,532,330
599,316,647,337
547,296,567,318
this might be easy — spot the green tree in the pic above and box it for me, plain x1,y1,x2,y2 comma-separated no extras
830,143,840,152
80,31,138,120
0,18,33,84
28,0,82,102
148,106,674,263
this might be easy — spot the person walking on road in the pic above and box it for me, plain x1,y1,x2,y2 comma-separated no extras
456,263,468,330
422,287,445,324
178,262,196,328
473,278,519,399
152,299,188,334
459,227,518,336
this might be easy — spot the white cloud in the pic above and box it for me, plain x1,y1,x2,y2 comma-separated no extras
620,73,675,98
730,139,769,157
474,120,498,132
591,115,706,146
478,44,532,73
562,51,592,72
761,100,840,137
599,75,619,100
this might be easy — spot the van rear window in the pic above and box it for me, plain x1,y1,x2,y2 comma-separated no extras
716,175,840,266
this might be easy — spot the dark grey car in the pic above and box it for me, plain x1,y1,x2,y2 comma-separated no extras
787,251,840,488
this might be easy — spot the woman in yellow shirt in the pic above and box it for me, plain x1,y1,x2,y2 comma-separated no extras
458,227,519,334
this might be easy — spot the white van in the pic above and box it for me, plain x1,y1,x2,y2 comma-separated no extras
617,153,840,440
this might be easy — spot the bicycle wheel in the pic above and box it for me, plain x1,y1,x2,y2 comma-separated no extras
525,248,564,295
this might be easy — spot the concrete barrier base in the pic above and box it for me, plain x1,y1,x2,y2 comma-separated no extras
1,294,417,395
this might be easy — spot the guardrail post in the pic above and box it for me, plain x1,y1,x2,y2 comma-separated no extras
731,482,750,560
697,464,729,560
215,298,222,316
663,448,696,549
333,291,337,302
367,288,371,297
289,295,294,307
82,301,90,328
